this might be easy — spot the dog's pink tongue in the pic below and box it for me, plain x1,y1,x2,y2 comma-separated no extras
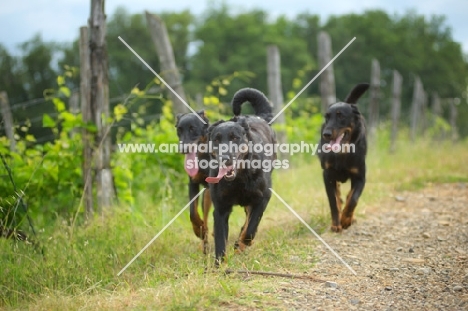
205,166,231,184
184,152,198,177
325,133,344,150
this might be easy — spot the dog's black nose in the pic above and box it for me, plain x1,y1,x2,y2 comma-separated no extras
323,130,332,140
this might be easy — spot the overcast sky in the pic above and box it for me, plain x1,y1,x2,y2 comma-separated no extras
1,0,467,54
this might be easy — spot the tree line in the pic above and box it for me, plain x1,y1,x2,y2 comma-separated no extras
1,4,467,137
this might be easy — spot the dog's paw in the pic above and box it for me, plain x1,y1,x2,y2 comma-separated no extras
331,225,342,233
192,223,208,240
234,239,253,253
234,241,246,253
341,215,355,229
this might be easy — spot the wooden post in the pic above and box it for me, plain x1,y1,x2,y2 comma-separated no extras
79,26,94,218
390,70,402,153
317,31,336,114
420,90,428,137
410,76,423,142
368,59,380,140
431,92,443,140
89,0,114,212
450,99,459,142
267,45,286,145
432,92,441,119
145,11,189,115
195,93,203,110
0,91,15,151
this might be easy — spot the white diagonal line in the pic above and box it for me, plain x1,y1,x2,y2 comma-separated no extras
269,188,357,276
118,36,207,125
269,37,356,124
117,188,205,276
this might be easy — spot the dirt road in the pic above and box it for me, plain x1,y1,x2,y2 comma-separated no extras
263,184,468,310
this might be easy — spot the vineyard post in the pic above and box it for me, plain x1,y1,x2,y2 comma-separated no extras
79,26,94,217
318,31,336,114
267,45,287,146
390,70,402,153
368,59,380,141
0,91,15,151
145,11,189,115
89,0,114,212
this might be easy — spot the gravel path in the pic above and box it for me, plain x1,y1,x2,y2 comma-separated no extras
267,183,468,310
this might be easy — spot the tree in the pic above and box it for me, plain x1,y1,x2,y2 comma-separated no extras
322,10,468,121
20,34,58,99
189,5,314,101
0,44,28,103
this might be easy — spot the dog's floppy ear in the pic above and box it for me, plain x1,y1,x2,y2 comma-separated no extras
197,110,205,118
175,113,183,127
345,83,369,104
197,110,209,127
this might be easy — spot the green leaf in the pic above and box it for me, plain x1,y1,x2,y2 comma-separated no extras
43,114,56,128
25,134,36,142
59,86,71,98
60,112,76,122
53,98,66,112
292,78,302,89
114,104,128,122
57,75,65,86
218,87,227,96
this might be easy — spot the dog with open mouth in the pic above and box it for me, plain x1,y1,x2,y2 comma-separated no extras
205,88,276,264
175,110,212,253
318,83,369,232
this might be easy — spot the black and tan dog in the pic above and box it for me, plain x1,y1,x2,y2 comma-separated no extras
175,111,212,253
318,83,369,232
205,88,276,264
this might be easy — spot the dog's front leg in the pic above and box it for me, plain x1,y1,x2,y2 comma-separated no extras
188,181,204,239
234,205,251,252
201,188,211,254
213,204,233,265
341,175,365,229
323,170,341,232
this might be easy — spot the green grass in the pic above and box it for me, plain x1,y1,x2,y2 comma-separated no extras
1,137,468,310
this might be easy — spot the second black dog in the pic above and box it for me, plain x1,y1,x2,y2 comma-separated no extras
205,88,276,264
318,83,369,232
176,110,212,253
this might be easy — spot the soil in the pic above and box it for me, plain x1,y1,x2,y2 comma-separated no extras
253,183,468,310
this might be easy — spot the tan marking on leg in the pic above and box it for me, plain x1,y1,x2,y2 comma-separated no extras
191,196,203,238
341,188,355,229
331,182,343,232
349,167,359,175
202,189,211,254
236,206,252,252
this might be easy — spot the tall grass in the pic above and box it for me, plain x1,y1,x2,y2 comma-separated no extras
1,136,467,310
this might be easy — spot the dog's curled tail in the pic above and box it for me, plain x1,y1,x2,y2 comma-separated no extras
232,88,273,123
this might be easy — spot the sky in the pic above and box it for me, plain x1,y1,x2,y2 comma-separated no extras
0,0,467,55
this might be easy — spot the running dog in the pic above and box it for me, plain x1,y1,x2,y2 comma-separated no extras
318,83,369,232
205,88,276,264
175,111,211,253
